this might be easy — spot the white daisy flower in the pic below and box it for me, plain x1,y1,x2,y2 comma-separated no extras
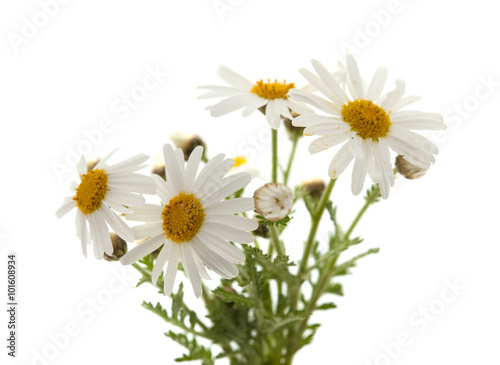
199,66,313,129
55,152,156,259
120,144,258,298
289,54,446,199
254,183,294,222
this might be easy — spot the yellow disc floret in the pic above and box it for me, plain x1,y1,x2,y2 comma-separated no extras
251,79,295,100
74,169,108,215
230,156,247,172
342,100,391,140
161,192,205,243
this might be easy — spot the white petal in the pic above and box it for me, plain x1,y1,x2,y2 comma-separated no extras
196,229,246,264
55,197,76,218
132,222,164,240
104,190,145,208
380,79,405,111
94,148,118,170
126,204,163,222
292,114,343,127
191,237,238,279
164,244,180,296
265,99,281,129
303,122,351,137
184,146,204,191
384,135,432,169
76,210,90,257
299,67,344,105
345,54,365,99
391,111,446,130
120,232,167,265
209,94,262,117
217,66,254,89
202,172,251,206
242,98,268,117
308,133,352,154
284,99,314,115
151,241,171,287
311,59,350,103
77,155,87,176
163,144,184,192
105,154,149,174
87,211,112,257
151,174,172,203
180,245,202,298
391,95,421,111
107,173,156,194
98,204,135,242
190,247,211,280
366,67,388,101
206,215,259,231
197,159,235,199
201,221,254,244
193,153,225,191
204,197,255,214
289,89,338,115
328,142,354,179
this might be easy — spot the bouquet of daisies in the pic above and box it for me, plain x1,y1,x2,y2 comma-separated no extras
56,54,445,365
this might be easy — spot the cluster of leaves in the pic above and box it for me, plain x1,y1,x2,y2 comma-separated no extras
132,185,381,364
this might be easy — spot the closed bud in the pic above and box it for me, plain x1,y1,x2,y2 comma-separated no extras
152,154,166,180
254,183,294,222
103,233,128,261
252,215,270,238
395,155,428,179
283,111,304,139
301,178,325,200
87,158,100,171
170,132,206,160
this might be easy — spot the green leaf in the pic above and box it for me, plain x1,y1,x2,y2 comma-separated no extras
165,331,214,365
212,287,257,307
315,302,337,310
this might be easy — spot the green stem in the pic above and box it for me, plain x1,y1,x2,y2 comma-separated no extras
272,128,278,183
269,225,284,257
296,178,337,279
283,134,299,186
344,183,380,240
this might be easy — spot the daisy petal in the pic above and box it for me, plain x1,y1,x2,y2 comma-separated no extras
197,229,246,264
380,79,405,111
308,133,352,154
120,232,167,265
217,66,254,89
345,54,365,99
163,243,180,296
366,67,388,101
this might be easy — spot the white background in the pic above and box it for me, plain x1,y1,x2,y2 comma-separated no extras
1,0,499,364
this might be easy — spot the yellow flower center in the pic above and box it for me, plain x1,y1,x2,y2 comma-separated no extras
342,100,391,140
161,192,205,244
251,79,295,100
230,156,247,171
74,169,108,215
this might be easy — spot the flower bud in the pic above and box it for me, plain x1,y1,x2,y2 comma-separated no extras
395,155,428,179
283,111,304,139
87,158,100,171
103,233,128,261
170,132,206,160
300,178,325,200
254,183,294,221
251,215,270,238
152,154,166,180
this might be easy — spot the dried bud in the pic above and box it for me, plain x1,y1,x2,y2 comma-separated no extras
254,183,294,222
395,155,428,180
87,158,100,171
103,233,128,261
283,111,304,139
170,132,205,160
301,178,325,200
252,215,270,238
151,154,166,180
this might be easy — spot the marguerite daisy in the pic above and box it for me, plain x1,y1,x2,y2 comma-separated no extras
289,54,446,199
199,66,313,129
120,144,258,298
56,152,156,259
